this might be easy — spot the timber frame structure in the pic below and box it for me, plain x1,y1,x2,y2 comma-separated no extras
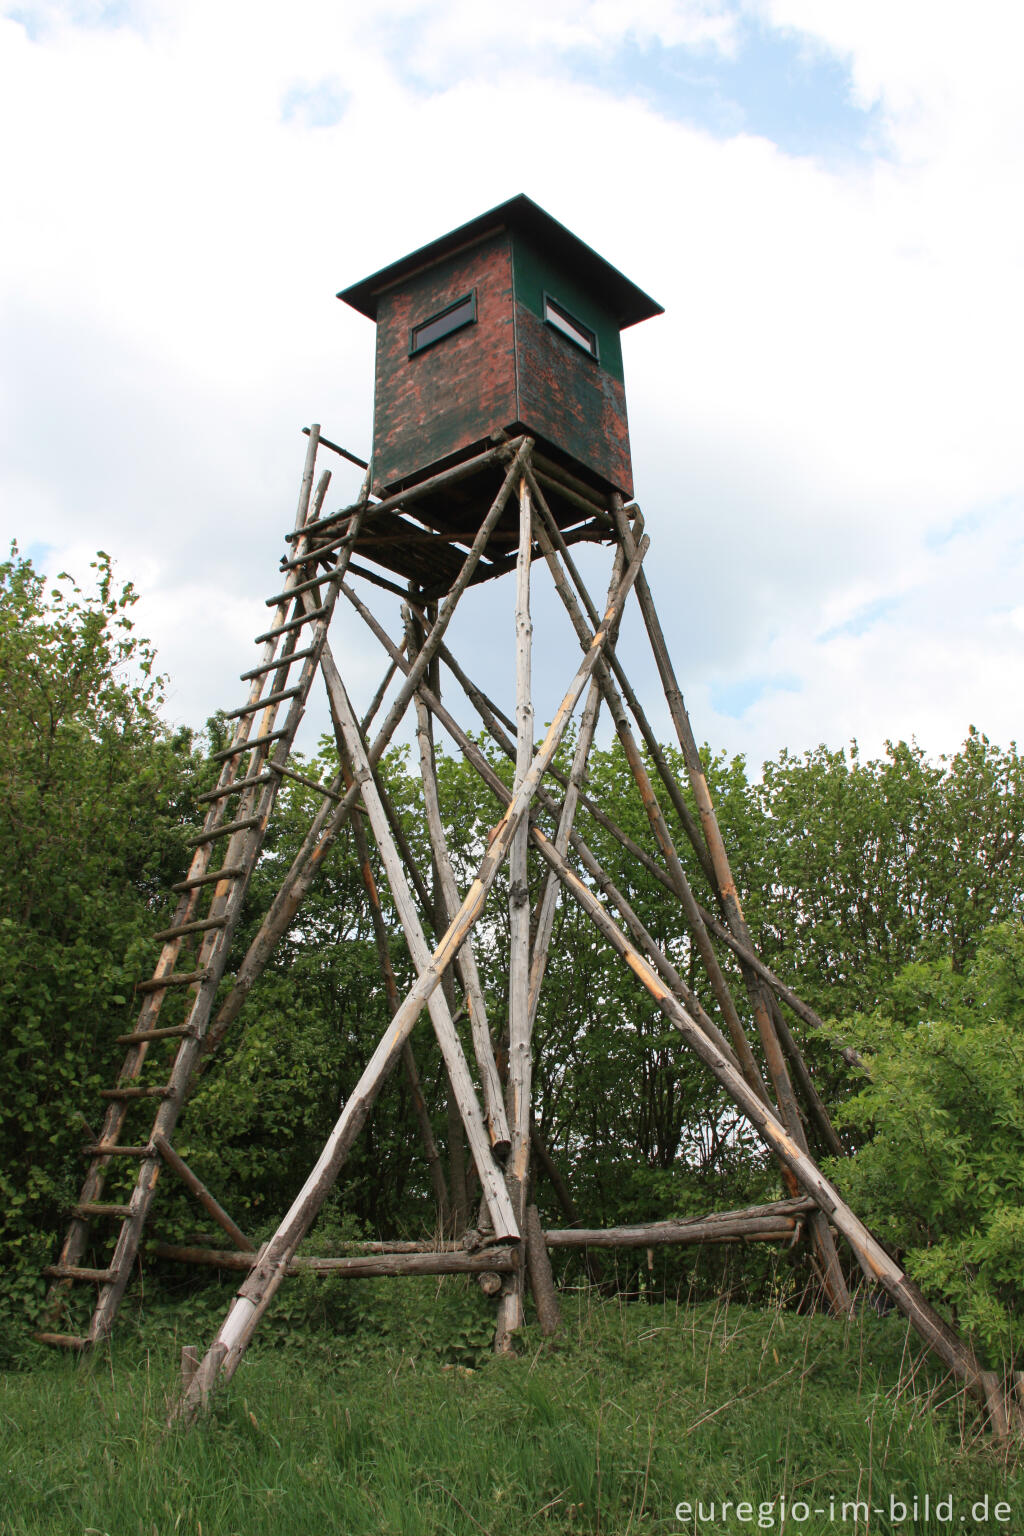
36,427,1012,1433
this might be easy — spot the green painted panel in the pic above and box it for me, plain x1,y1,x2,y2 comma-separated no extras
510,235,624,383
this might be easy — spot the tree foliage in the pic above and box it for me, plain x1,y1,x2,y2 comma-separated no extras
3,545,1024,1356
0,547,202,1339
828,922,1024,1362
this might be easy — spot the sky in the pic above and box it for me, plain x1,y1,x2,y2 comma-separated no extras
2,0,1023,773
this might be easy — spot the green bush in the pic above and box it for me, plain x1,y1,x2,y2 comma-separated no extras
829,921,1024,1363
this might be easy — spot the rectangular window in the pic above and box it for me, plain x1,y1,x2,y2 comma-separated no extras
410,291,477,355
543,295,598,359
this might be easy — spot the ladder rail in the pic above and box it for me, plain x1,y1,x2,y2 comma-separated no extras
40,435,367,1341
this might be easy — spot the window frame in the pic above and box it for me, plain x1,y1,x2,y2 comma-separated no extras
543,293,599,361
408,290,478,357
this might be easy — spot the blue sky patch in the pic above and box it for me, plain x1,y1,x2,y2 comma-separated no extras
711,671,802,718
567,19,881,164
281,80,350,130
23,541,54,572
8,1,141,40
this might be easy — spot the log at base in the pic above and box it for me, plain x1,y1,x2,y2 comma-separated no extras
151,1242,517,1277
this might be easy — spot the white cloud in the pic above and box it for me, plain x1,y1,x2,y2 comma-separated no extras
0,0,1021,771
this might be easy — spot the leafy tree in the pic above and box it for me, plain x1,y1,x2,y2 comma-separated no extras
738,733,1024,1016
829,922,1024,1364
0,546,202,1348
6,535,1024,1342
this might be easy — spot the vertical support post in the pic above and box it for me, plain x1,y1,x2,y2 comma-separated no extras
526,540,624,1029
496,472,535,1346
174,539,646,1421
412,663,511,1156
320,648,517,1241
337,738,450,1219
529,494,768,1102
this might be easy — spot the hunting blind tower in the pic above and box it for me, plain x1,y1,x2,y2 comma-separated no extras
38,196,1006,1430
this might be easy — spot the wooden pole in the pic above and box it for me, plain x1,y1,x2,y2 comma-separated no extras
284,438,526,551
320,649,516,1241
524,1204,561,1336
153,1243,517,1277
543,1216,804,1248
769,994,846,1161
529,501,769,1103
174,535,648,1421
412,638,510,1154
200,648,405,1066
338,739,450,1217
525,540,626,1031
496,474,535,1345
522,820,989,1406
153,1135,253,1253
608,499,851,1311
343,580,746,1074
322,603,986,1406
523,469,718,892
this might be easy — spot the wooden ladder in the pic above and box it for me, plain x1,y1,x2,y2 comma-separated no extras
36,432,358,1351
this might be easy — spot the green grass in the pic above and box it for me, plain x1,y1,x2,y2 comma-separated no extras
1,1286,1019,1535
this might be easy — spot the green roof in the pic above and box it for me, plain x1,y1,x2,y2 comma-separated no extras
338,193,663,330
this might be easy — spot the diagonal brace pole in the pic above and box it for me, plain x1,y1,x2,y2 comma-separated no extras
319,645,516,1238
174,530,649,1421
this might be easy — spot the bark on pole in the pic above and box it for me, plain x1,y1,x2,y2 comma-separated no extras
335,579,988,1408
525,1203,561,1336
608,498,852,1311
525,540,625,1031
412,674,510,1154
344,575,744,1086
530,500,769,1106
524,822,989,1407
530,484,851,1312
496,474,535,1348
173,533,648,1422
152,1135,253,1254
320,647,515,1241
154,1244,518,1278
336,738,450,1219
201,645,406,1065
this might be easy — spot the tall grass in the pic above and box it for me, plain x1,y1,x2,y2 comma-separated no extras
1,1284,1018,1535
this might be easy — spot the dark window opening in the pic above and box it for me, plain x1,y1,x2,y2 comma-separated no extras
410,291,477,355
544,295,598,359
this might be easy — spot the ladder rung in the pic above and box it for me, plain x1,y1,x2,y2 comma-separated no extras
33,1332,90,1350
152,916,229,941
265,569,339,606
135,969,209,994
116,1024,196,1045
254,606,328,644
196,772,274,805
186,815,261,848
85,1144,153,1157
99,1086,175,1101
44,1264,117,1283
74,1202,132,1219
210,730,289,763
171,865,247,892
240,646,316,681
225,686,302,720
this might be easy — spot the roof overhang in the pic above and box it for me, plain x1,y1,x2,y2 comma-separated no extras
338,194,663,331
